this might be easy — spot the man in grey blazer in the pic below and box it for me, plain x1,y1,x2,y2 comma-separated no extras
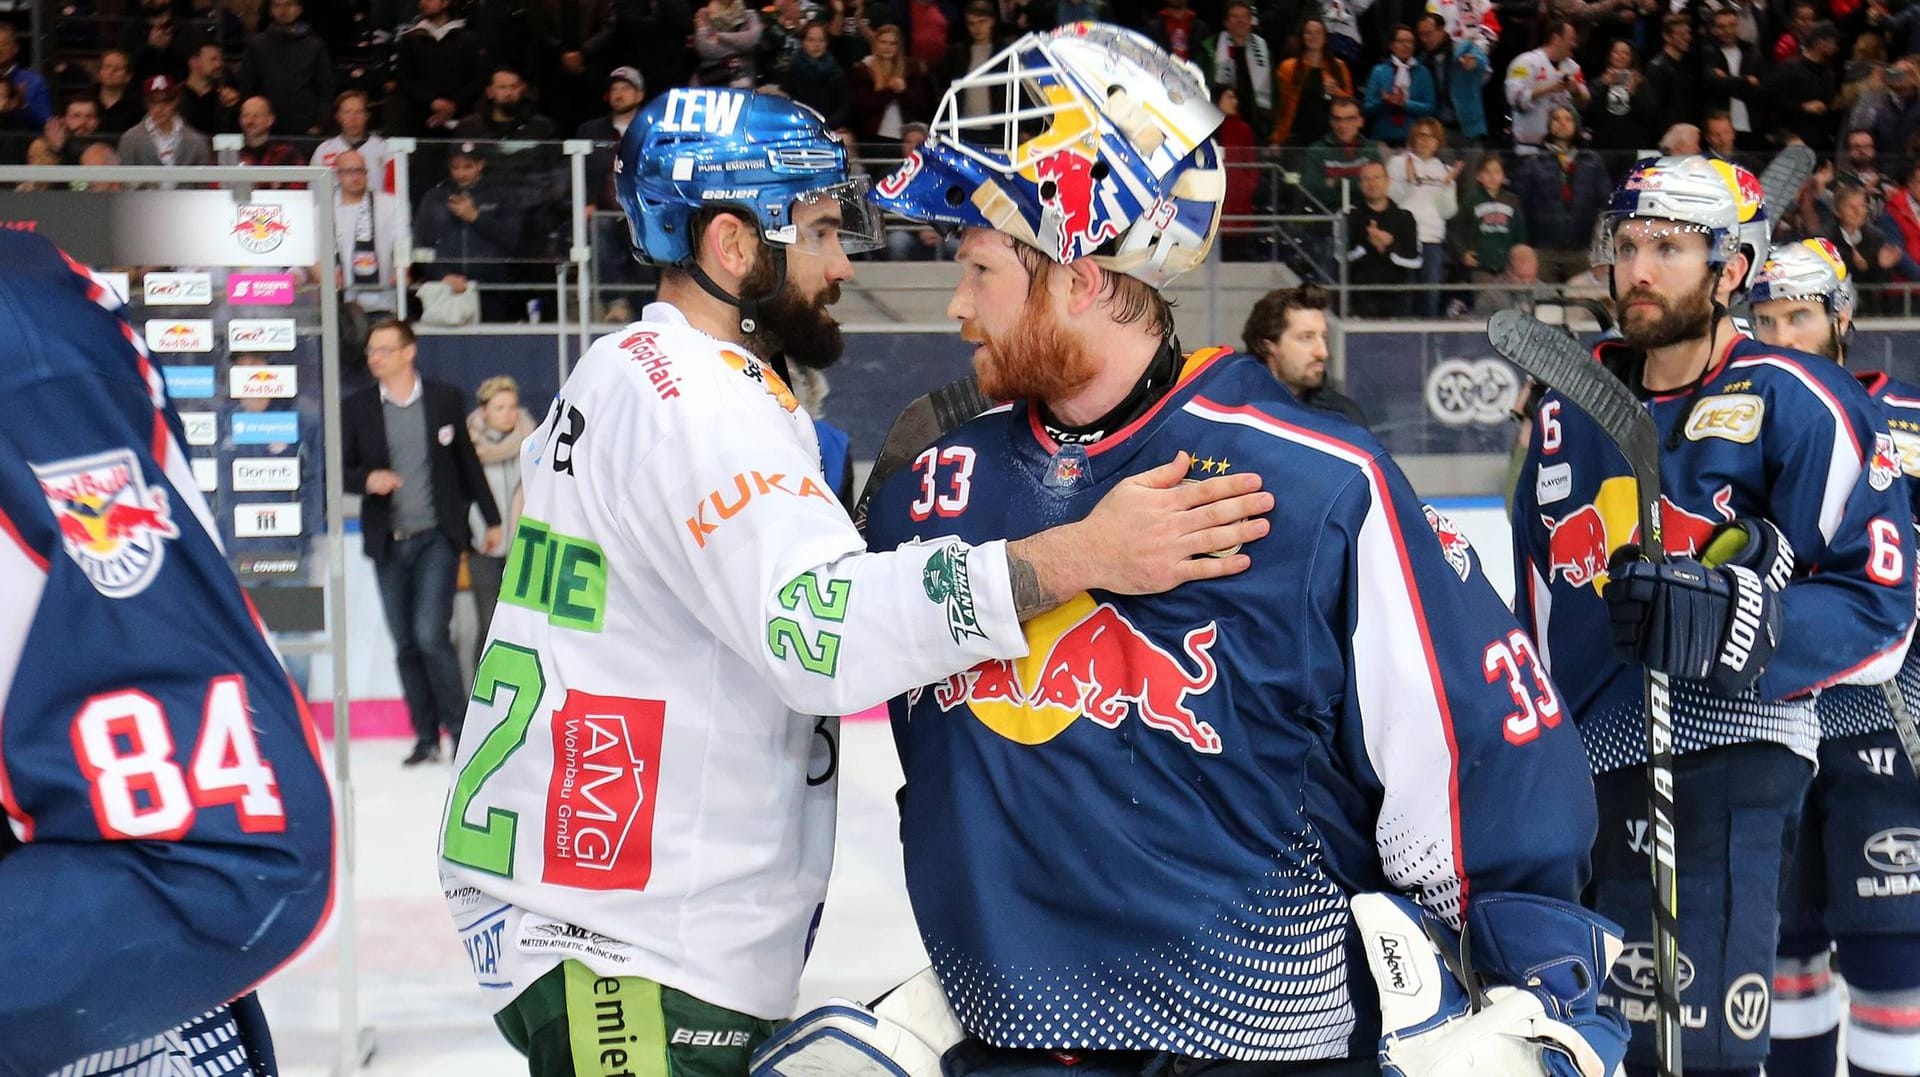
116,74,212,167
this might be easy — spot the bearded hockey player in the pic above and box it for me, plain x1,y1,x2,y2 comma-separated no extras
1750,238,1920,1077
1510,157,1917,1077
435,85,1272,1076
756,24,1630,1077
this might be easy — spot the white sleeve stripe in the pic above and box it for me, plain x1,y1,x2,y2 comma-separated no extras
1185,397,1470,919
1528,558,1554,674
1730,357,1862,544
0,505,48,843
1883,394,1920,408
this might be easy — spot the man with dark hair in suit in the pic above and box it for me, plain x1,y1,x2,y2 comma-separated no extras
341,319,501,765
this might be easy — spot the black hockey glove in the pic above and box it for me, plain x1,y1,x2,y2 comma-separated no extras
1604,548,1782,697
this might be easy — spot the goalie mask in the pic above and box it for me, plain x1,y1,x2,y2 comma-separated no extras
1591,155,1767,294
870,22,1227,289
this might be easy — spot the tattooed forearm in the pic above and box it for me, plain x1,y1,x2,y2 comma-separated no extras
1008,551,1057,621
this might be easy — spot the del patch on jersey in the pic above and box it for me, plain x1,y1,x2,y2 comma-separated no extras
33,448,180,597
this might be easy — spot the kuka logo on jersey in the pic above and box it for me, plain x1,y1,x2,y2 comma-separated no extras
1540,477,1733,591
918,594,1223,753
34,449,180,598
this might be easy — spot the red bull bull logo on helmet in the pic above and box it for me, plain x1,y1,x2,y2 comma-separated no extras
32,448,180,598
231,203,291,255
1034,149,1120,263
919,594,1224,753
1540,478,1733,591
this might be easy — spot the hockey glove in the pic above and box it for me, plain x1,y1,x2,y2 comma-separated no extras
1699,518,1797,592
1603,549,1781,696
1354,892,1628,1077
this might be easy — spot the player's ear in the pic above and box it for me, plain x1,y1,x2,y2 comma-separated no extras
1062,260,1103,317
701,211,758,285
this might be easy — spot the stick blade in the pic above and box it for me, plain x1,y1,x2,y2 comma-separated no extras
851,376,991,535
1487,310,1658,464
1757,144,1816,221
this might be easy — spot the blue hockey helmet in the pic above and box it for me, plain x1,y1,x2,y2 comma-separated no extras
871,23,1227,288
615,87,882,268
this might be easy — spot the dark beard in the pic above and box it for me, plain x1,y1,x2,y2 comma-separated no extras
1619,271,1715,351
740,251,845,370
972,285,1099,403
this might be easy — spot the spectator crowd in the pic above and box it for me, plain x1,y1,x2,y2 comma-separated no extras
7,0,1920,315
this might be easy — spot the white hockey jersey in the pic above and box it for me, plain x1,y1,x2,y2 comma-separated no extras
438,302,1030,1020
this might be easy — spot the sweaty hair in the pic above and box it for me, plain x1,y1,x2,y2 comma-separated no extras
1011,242,1176,340
1241,284,1331,355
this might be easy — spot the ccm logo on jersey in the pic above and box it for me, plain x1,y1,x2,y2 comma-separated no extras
34,449,180,598
1683,394,1762,444
544,691,666,891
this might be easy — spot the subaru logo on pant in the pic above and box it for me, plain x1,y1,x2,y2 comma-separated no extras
1865,827,1920,873
1607,943,1697,997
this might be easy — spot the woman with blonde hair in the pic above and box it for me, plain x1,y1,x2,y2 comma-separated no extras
465,375,534,667
1387,116,1461,316
851,23,934,140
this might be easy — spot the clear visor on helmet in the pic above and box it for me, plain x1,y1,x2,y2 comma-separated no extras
768,178,885,256
1591,215,1729,268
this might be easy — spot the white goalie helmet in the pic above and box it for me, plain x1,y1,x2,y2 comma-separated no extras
1591,155,1769,293
871,22,1228,288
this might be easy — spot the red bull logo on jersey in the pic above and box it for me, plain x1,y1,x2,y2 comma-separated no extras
33,448,180,598
1540,477,1733,591
1871,432,1900,492
921,594,1223,753
230,203,291,254
1424,504,1474,581
1035,149,1120,263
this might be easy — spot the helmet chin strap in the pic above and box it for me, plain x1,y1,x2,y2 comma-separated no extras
686,243,789,338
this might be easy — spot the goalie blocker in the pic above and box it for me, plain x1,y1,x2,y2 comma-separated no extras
755,894,1628,1077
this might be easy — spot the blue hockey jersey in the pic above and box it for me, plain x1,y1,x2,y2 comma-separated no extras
1510,336,1915,775
1816,369,1920,740
0,232,334,1074
867,350,1599,1061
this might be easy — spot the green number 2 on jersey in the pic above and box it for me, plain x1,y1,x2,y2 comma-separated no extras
442,641,546,876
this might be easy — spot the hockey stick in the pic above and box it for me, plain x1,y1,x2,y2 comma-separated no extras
1881,681,1920,780
851,376,991,536
1756,144,1816,225
1487,310,1684,1077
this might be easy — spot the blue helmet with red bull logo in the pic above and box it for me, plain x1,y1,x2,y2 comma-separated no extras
870,23,1227,288
1592,155,1767,293
615,87,882,268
